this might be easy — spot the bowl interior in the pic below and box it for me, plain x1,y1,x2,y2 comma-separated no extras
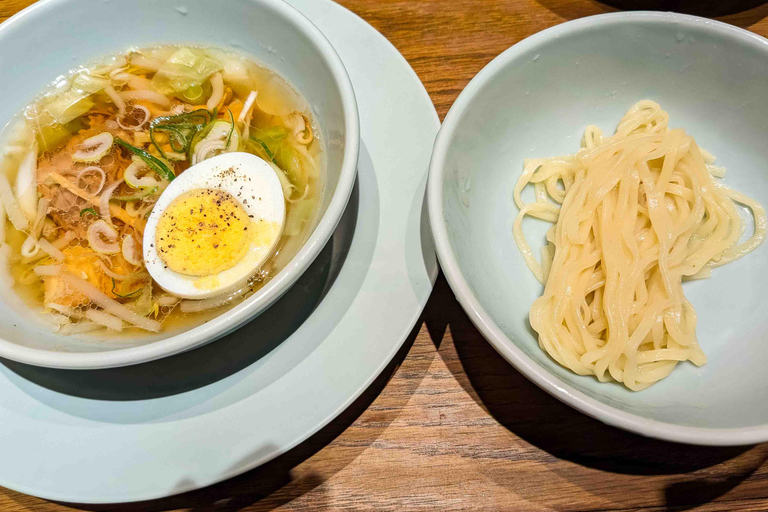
0,0,350,357
438,14,768,431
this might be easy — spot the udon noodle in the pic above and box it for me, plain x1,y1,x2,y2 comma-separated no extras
0,46,323,336
513,101,766,390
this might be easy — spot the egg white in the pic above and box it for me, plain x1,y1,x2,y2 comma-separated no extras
143,152,285,299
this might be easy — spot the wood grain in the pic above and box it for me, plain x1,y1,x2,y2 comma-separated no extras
3,0,768,510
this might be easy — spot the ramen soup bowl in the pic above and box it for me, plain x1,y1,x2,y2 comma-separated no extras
429,12,768,445
0,0,359,369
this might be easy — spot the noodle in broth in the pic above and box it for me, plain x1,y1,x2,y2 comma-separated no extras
0,45,324,335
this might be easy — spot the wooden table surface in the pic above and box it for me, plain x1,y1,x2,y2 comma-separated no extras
3,0,768,510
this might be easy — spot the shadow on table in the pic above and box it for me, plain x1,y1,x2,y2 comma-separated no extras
423,274,768,511
36,317,426,512
536,0,768,25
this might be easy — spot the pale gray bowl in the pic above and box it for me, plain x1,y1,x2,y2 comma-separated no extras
0,0,359,369
429,12,768,445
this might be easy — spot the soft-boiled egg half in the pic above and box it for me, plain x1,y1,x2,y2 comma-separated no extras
143,152,285,299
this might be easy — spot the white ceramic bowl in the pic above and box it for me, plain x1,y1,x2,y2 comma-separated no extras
429,12,768,445
0,0,359,369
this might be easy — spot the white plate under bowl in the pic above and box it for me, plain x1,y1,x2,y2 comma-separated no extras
0,0,438,502
0,0,358,369
429,12,768,446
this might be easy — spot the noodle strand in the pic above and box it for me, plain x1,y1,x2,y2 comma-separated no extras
513,101,766,390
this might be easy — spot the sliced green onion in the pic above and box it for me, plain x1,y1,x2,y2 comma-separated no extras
149,109,214,159
112,278,142,298
72,132,114,163
183,84,204,101
249,137,277,164
80,207,98,217
225,109,235,148
191,120,239,164
151,125,187,155
125,159,162,189
114,138,175,181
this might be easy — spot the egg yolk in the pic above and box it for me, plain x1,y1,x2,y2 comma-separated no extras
155,188,253,277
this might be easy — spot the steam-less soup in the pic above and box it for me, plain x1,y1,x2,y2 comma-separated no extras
0,46,323,335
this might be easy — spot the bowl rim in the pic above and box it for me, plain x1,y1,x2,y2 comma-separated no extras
428,10,768,446
0,0,360,369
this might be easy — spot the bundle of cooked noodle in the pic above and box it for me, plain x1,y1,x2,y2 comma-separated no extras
513,101,766,391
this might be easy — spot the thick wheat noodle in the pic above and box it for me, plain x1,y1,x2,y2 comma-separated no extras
512,101,767,390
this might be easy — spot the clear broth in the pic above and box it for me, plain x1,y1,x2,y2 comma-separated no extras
0,45,325,337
